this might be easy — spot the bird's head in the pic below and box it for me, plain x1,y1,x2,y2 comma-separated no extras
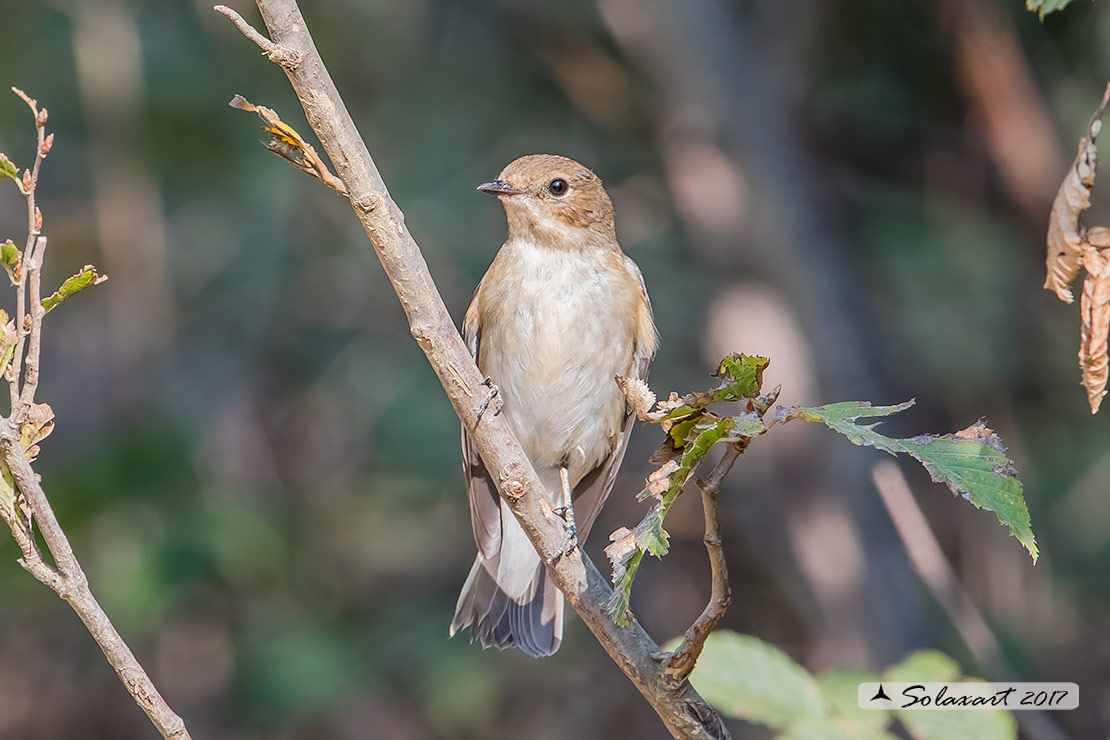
478,154,616,248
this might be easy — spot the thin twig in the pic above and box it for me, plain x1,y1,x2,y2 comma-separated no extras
662,441,744,683
218,3,729,738
19,235,46,412
0,434,191,739
8,88,45,418
213,5,303,68
0,89,192,740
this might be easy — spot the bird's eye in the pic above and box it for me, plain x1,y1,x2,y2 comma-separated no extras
547,178,568,196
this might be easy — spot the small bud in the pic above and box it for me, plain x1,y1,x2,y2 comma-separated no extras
34,207,42,232
40,133,53,156
22,315,31,333
36,108,48,127
21,169,31,193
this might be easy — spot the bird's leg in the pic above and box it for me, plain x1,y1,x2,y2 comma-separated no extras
475,376,503,424
548,462,579,565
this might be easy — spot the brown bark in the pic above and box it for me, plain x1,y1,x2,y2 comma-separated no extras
215,3,728,738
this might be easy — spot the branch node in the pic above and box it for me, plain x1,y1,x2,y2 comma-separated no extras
267,46,305,70
353,193,381,214
214,5,301,69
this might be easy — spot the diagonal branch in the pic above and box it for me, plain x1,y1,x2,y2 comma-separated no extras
216,3,728,738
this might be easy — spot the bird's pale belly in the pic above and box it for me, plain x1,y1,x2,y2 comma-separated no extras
477,246,638,494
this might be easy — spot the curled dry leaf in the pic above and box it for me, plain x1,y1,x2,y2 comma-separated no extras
616,374,656,420
1044,84,1110,413
1080,249,1110,412
229,95,348,196
20,402,55,464
1044,135,1096,302
645,459,680,499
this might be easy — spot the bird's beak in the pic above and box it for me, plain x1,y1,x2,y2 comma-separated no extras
477,179,524,196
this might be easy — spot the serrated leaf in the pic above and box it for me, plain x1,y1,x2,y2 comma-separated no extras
788,402,1037,562
1026,0,1080,19
688,631,825,729
637,508,669,556
1,239,21,285
648,353,769,424
884,651,1016,740
41,265,107,314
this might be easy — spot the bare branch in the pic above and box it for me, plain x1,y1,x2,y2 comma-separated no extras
218,2,728,737
213,5,303,69
0,434,191,739
661,441,743,684
0,90,190,740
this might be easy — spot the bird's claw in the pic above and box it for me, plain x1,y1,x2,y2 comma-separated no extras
475,377,503,424
547,506,579,565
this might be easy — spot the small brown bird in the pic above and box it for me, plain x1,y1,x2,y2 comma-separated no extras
451,154,657,657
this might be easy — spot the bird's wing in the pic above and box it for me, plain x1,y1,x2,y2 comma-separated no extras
573,268,658,542
461,291,502,561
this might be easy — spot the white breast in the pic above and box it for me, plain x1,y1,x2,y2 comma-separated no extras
478,239,640,496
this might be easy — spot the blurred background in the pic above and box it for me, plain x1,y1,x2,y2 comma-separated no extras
0,0,1107,737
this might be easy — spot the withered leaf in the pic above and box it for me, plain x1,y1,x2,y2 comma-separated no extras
1080,249,1110,412
20,402,54,464
1045,84,1110,304
616,374,656,420
229,95,348,196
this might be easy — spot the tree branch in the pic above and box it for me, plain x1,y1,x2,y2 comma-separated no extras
0,90,191,740
662,441,742,683
216,3,728,737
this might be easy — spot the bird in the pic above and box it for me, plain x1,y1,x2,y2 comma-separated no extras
450,154,657,657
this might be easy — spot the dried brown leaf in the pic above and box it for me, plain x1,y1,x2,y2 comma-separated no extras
229,94,348,196
20,402,54,463
1045,83,1110,303
604,526,638,583
645,459,680,499
616,374,656,420
1080,249,1110,413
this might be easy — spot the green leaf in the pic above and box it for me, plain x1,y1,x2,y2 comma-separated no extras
689,631,825,729
787,402,1037,562
41,264,107,314
0,460,13,510
0,310,16,372
777,716,898,740
1025,0,1080,19
649,353,769,423
884,650,960,683
605,356,771,625
0,153,18,184
818,670,891,732
0,239,21,285
884,651,1017,740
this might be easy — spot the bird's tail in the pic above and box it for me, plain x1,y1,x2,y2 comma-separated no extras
450,556,563,658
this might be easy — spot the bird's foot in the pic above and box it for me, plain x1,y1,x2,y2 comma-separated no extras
547,506,579,565
475,377,503,424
